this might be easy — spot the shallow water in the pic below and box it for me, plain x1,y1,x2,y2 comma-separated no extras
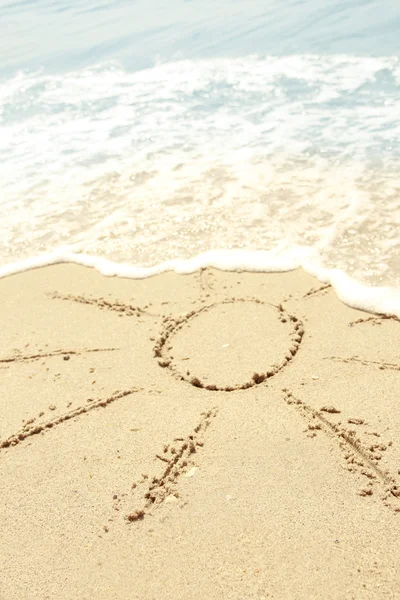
1,0,400,308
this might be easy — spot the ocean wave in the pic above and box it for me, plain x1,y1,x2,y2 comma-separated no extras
0,56,399,296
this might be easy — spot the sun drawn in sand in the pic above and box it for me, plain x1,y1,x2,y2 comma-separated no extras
1,282,399,520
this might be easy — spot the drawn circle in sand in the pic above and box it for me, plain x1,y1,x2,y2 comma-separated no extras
154,299,304,391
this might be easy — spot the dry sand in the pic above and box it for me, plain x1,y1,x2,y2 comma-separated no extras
0,264,399,599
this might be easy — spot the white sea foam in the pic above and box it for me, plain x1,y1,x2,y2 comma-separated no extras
1,56,400,315
1,248,400,318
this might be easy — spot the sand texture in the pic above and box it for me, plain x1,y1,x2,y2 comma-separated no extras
1,265,400,599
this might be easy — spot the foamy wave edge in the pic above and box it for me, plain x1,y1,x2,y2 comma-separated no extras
1,248,399,318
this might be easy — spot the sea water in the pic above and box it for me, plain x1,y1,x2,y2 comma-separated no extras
1,0,400,315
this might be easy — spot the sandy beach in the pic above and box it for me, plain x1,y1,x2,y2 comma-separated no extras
1,264,399,599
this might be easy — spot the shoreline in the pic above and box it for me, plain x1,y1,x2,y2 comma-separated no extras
1,264,399,599
1,252,400,318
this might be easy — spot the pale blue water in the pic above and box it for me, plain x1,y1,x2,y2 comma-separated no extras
2,0,400,77
1,0,400,303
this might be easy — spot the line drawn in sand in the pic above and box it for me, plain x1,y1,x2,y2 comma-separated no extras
302,284,331,299
0,387,141,450
0,347,117,364
348,314,400,327
324,356,400,372
50,292,150,317
116,408,219,523
283,389,400,512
